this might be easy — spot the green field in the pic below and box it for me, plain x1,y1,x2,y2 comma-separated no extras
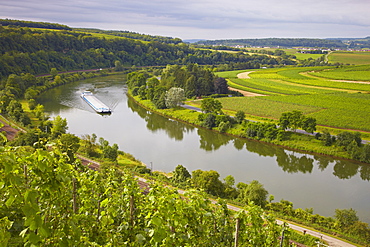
284,49,324,60
218,65,370,132
328,51,370,65
308,65,370,81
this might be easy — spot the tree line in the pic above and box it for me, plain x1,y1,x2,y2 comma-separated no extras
196,38,347,49
0,26,297,80
126,64,241,110
0,18,71,30
73,28,183,44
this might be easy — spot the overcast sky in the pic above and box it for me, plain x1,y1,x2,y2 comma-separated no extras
1,0,369,40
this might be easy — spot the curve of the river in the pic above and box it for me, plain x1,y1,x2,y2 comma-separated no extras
37,75,370,224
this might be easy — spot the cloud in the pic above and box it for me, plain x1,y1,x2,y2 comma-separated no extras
1,0,369,39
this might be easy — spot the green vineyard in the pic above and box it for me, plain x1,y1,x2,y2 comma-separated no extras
217,65,370,132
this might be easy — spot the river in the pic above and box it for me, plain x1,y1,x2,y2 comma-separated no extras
37,74,370,223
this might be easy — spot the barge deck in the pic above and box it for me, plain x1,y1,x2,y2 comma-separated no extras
81,91,111,113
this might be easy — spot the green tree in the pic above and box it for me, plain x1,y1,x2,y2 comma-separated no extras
171,165,191,187
235,110,246,124
213,77,228,94
279,110,316,133
202,113,216,129
238,180,269,208
33,104,46,120
223,175,235,187
289,110,304,131
50,67,58,78
191,169,224,197
103,143,119,161
335,208,359,229
57,133,80,162
165,87,185,108
201,98,222,114
301,116,316,133
337,132,362,149
50,115,68,139
320,131,334,146
154,91,167,109
185,75,196,98
146,77,160,89
114,60,123,71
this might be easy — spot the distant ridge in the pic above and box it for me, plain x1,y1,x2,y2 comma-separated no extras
183,39,206,43
195,37,370,49
0,18,71,30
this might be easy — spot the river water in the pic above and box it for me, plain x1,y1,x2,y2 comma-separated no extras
37,75,370,223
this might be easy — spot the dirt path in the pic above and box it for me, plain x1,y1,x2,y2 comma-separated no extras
237,71,255,79
230,71,266,96
228,87,266,97
0,117,22,141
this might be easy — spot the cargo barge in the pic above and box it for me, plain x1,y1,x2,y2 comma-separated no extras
81,91,111,113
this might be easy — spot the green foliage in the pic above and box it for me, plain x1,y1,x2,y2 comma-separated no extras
237,180,269,208
50,115,68,139
278,110,317,133
335,208,359,229
319,131,335,146
114,60,124,71
213,77,229,94
160,64,216,97
336,131,362,149
218,121,231,133
0,146,288,246
268,199,370,245
202,113,216,129
103,143,119,161
191,169,225,197
201,98,223,114
57,133,80,162
171,164,191,188
165,87,185,108
235,110,246,124
245,121,278,141
0,26,290,81
50,68,58,78
0,18,71,30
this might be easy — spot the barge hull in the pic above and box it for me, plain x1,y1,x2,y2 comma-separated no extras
81,92,111,113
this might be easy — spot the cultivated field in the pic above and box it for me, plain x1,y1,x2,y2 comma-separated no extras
327,51,370,65
216,65,370,132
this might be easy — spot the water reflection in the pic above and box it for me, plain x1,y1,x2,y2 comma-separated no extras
127,92,370,181
360,165,370,181
198,128,233,151
127,97,195,141
276,151,314,174
333,161,359,179
314,155,332,171
233,138,245,150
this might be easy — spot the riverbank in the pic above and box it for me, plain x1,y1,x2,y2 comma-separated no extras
127,92,370,167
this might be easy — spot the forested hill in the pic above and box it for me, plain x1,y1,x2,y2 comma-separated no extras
0,19,71,30
196,38,348,49
0,25,297,79
73,28,183,44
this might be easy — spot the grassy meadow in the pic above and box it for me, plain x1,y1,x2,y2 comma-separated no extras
216,65,370,133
